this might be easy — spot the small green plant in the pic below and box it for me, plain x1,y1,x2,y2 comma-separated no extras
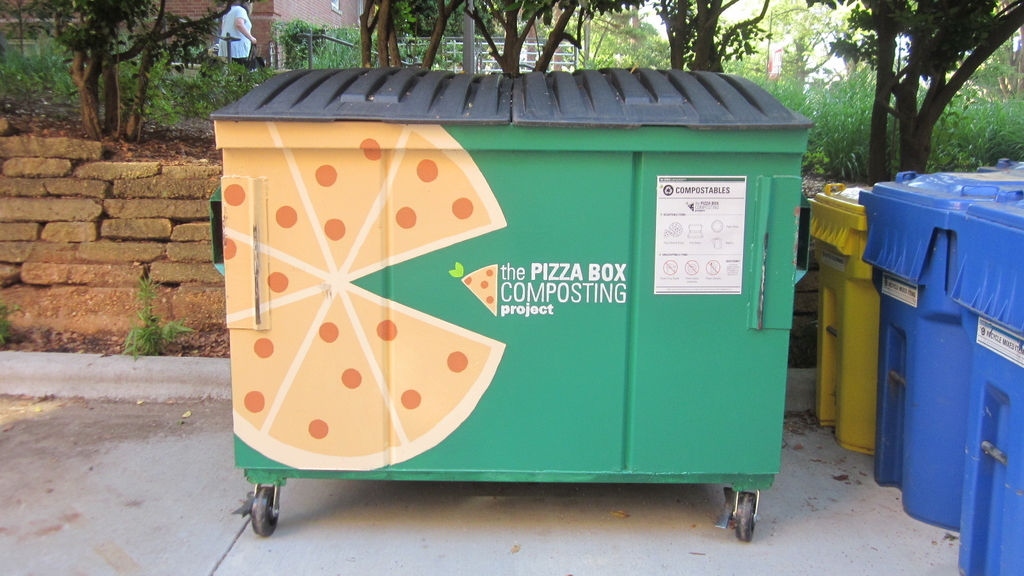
0,298,17,346
123,275,193,359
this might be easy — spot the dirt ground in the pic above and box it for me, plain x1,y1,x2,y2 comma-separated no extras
1,326,230,357
0,98,218,162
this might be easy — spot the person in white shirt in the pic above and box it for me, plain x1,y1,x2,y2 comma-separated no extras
219,1,257,68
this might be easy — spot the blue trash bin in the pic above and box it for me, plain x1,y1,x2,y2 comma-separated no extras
979,158,1024,171
860,171,1024,530
951,200,1024,576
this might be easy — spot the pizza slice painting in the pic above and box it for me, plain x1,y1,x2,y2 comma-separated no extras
462,264,499,315
219,122,508,470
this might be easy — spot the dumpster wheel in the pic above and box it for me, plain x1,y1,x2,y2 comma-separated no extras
734,491,756,542
251,484,280,537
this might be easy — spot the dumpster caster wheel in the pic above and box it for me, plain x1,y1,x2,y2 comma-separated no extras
734,492,756,543
251,484,279,537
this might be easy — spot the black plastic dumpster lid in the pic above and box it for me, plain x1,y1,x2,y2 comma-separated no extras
211,67,810,129
210,68,513,124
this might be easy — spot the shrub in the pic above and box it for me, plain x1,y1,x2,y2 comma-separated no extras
123,275,192,359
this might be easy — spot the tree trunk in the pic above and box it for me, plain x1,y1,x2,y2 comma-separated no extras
867,2,898,184
421,0,465,69
377,0,392,67
360,0,378,67
691,0,718,71
102,59,120,137
70,51,104,140
387,20,401,66
534,4,577,72
124,47,156,142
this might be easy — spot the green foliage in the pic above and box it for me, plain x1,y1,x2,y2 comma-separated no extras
754,71,1024,180
585,11,670,70
123,275,192,360
927,86,1024,173
758,70,874,180
0,40,77,103
0,298,17,346
138,57,275,127
273,20,362,69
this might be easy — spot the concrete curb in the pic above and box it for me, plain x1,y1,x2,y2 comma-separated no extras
0,351,230,401
0,351,818,409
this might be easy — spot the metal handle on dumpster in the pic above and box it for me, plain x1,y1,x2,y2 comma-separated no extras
748,175,807,330
210,186,225,275
220,176,270,331
981,441,1008,466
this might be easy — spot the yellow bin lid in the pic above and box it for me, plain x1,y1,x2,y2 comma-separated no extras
810,183,869,255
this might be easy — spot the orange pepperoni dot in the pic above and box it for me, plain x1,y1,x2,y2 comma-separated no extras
401,390,421,410
447,351,469,373
464,277,472,285
452,198,474,220
396,207,417,229
244,391,265,413
377,319,398,341
223,238,237,260
417,159,438,182
486,268,494,277
481,280,489,289
361,138,382,161
341,369,362,389
308,419,329,439
225,184,245,206
324,219,346,241
276,206,298,228
319,322,339,343
268,272,289,293
315,164,337,187
254,338,274,358
486,296,494,304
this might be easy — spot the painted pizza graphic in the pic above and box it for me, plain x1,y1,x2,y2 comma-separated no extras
220,122,506,470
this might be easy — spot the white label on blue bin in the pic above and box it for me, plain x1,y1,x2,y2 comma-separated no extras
977,318,1024,368
881,273,918,307
654,176,746,295
819,249,847,272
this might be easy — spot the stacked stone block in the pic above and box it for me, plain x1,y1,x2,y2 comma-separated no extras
0,135,225,334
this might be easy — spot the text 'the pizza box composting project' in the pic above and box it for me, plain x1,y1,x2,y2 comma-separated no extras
211,68,811,542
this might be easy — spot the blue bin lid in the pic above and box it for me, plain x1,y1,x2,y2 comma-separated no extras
951,200,1024,335
861,172,1024,282
211,67,812,129
870,171,1024,209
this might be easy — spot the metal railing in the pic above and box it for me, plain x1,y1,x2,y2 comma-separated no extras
300,31,578,73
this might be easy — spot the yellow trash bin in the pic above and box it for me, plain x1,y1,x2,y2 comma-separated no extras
809,184,879,454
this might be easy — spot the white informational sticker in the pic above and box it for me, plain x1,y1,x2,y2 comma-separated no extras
655,176,746,295
819,249,847,272
977,318,1024,369
881,273,919,307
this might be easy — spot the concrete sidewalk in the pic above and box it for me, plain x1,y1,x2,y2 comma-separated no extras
0,351,959,575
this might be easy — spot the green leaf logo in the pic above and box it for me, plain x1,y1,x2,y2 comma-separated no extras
449,262,465,278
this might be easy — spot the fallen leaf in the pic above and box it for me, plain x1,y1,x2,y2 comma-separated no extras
34,407,43,412
689,552,706,556
944,533,959,541
181,410,192,419
793,444,803,450
611,510,630,519
136,401,145,405
832,474,849,481
510,544,521,554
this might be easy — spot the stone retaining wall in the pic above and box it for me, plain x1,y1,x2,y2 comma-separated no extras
0,135,225,334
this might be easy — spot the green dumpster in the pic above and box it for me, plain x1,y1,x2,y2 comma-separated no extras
211,68,811,542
